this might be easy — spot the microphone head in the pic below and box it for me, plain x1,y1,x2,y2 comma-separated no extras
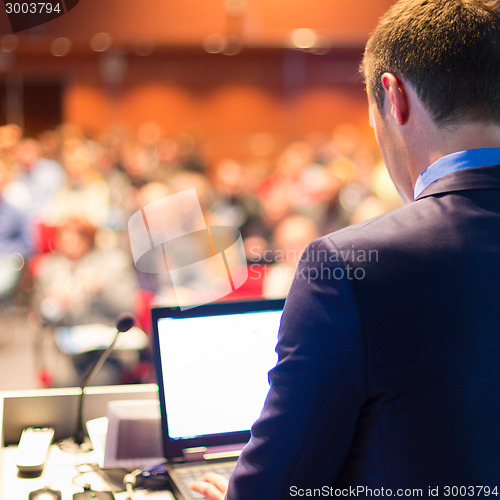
116,312,135,333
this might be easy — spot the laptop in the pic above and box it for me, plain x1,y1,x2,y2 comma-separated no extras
151,298,285,499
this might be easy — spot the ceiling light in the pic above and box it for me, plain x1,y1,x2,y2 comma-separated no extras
50,37,71,57
91,32,112,52
203,33,226,54
291,28,318,49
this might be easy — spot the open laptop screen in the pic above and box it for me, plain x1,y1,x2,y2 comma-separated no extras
152,299,285,459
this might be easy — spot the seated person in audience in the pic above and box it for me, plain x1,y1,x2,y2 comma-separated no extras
33,217,144,385
42,140,110,228
211,159,258,230
349,194,391,225
262,215,319,299
0,161,32,300
5,137,65,221
0,124,22,164
132,181,172,293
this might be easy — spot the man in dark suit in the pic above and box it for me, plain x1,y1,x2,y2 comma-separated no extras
191,0,500,498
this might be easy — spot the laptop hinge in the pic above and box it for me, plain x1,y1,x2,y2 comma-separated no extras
182,443,245,462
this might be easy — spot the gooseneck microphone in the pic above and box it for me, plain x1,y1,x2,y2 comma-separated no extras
73,313,135,446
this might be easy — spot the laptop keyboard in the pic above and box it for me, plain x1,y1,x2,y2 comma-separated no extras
176,462,236,499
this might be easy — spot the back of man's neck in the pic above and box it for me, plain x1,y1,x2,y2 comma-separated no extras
412,122,500,185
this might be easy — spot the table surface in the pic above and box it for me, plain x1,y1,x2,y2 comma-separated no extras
1,445,176,500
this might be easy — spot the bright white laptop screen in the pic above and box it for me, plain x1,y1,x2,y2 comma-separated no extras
157,309,282,440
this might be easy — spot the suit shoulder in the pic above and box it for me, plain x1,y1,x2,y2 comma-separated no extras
312,197,447,256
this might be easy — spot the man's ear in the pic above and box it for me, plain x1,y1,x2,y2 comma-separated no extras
381,73,409,125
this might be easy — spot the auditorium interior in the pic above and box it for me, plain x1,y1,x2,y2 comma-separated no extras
0,0,402,390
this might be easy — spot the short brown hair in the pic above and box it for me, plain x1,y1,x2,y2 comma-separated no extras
362,0,500,126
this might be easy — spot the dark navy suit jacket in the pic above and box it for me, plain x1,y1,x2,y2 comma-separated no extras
227,165,500,499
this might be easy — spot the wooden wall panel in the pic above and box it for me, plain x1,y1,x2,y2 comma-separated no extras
2,0,397,47
63,77,373,164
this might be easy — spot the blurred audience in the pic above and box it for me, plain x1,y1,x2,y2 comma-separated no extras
43,140,110,228
0,160,32,300
34,217,136,326
5,137,65,221
0,121,399,385
262,215,319,299
33,217,144,385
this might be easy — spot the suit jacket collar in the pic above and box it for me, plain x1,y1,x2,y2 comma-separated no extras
415,164,500,201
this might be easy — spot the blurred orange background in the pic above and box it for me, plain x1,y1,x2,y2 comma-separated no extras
0,0,396,163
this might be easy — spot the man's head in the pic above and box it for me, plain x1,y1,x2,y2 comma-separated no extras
363,0,500,127
361,0,500,203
